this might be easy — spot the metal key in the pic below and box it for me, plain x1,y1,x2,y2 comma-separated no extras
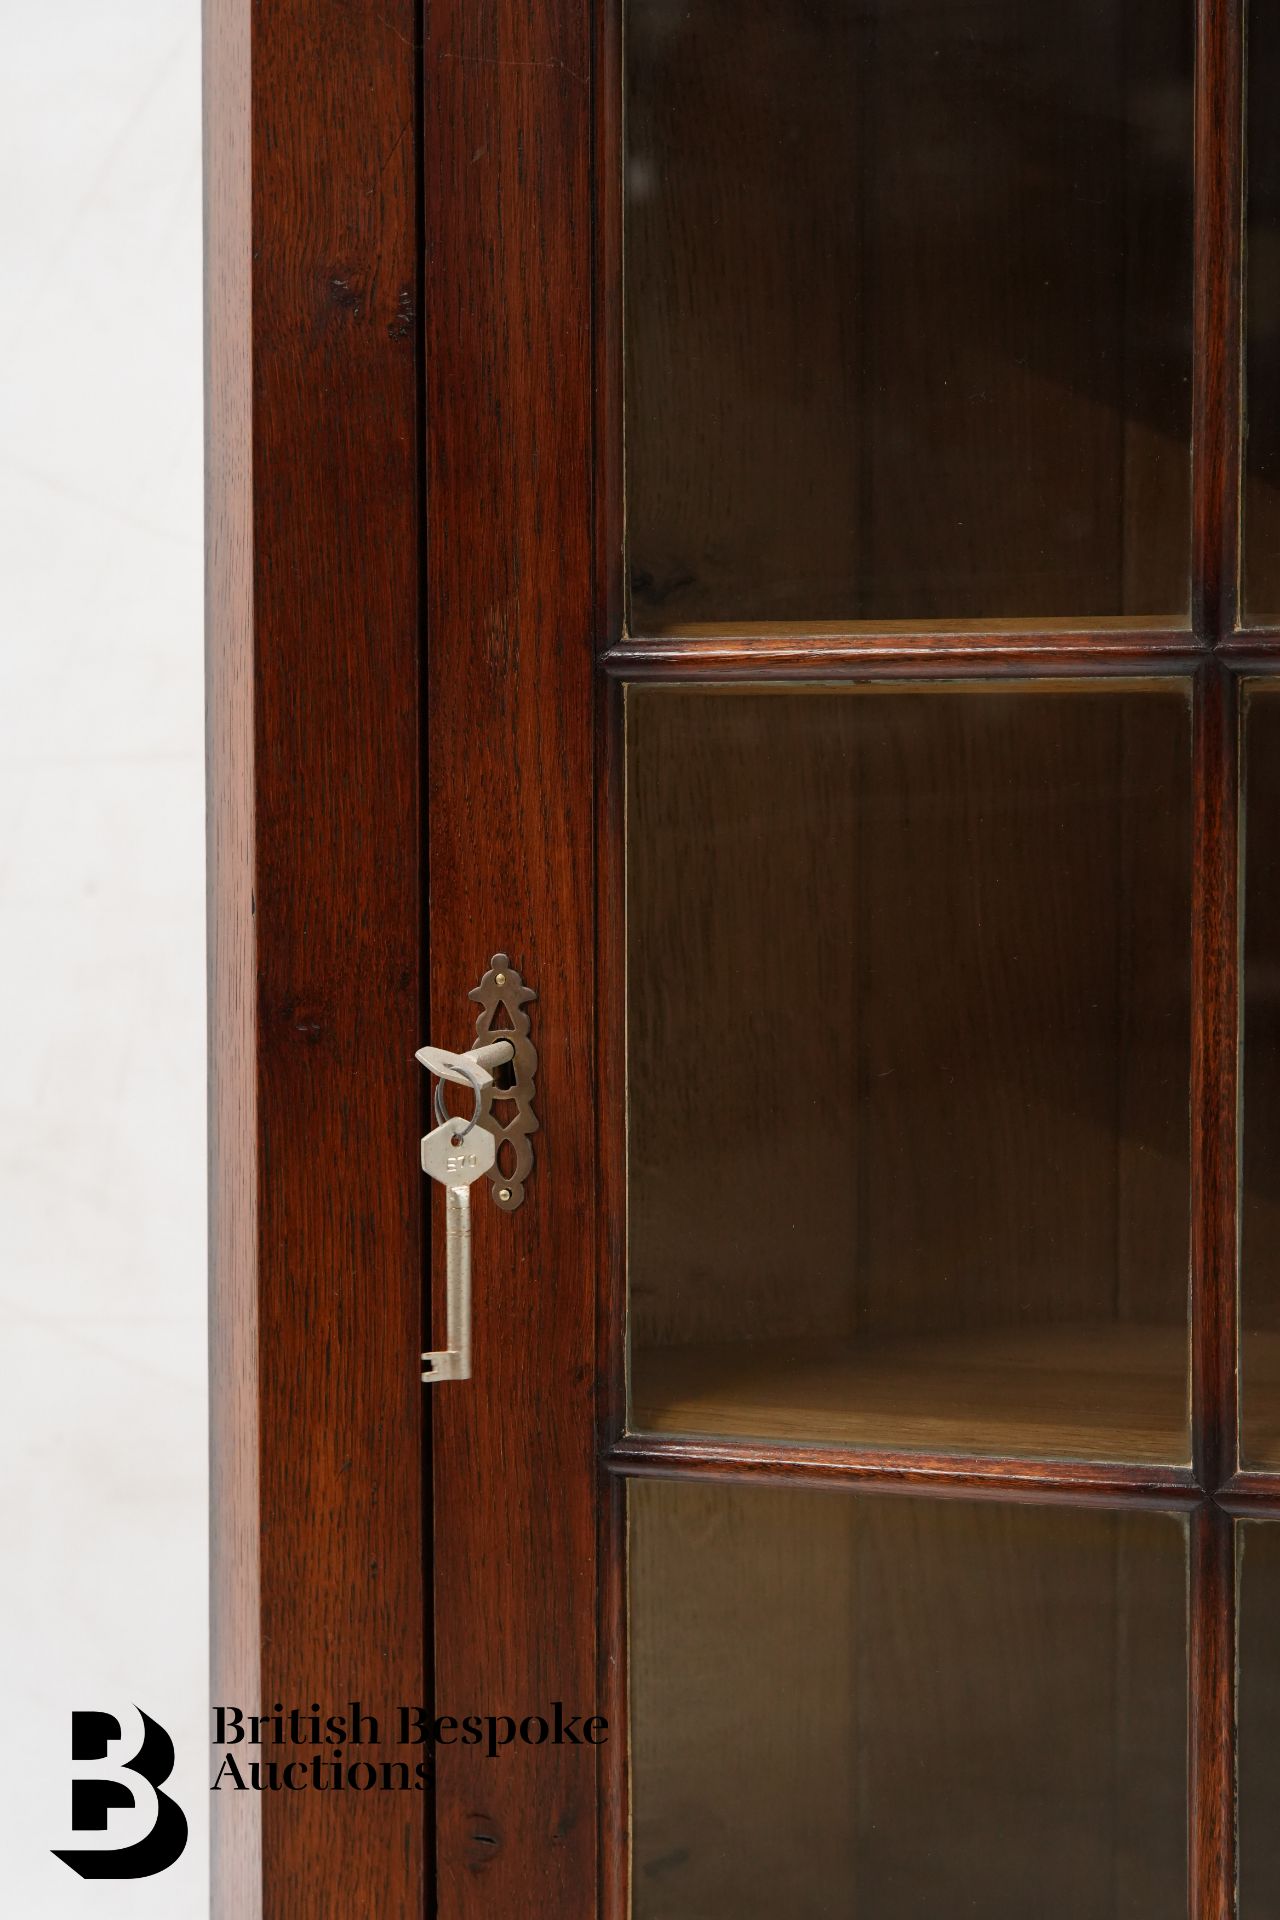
420,1118,495,1383
414,1039,512,1090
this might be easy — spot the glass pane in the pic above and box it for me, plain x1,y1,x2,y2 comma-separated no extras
1246,0,1280,619
627,683,1192,1463
1239,1521,1280,1914
629,1480,1188,1919
624,0,1194,629
1241,685,1280,1464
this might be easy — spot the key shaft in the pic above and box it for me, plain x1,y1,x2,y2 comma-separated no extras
422,1182,472,1383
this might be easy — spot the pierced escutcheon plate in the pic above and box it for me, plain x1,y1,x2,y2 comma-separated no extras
470,953,538,1211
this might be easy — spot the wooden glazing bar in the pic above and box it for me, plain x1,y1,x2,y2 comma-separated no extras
1217,1470,1280,1512
1191,663,1241,1490
603,632,1202,680
605,1434,1203,1511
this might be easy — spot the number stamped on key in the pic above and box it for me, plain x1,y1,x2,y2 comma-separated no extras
421,1119,495,1185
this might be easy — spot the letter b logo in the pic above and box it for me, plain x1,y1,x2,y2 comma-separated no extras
53,1707,188,1879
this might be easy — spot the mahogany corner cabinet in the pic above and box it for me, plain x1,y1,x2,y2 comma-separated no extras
207,1,1280,1914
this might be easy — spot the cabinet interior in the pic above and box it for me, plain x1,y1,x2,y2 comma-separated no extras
629,1479,1187,1919
626,682,1211,1465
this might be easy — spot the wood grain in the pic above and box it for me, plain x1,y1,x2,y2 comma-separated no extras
609,1432,1201,1510
629,1479,860,1920
1220,1472,1280,1513
624,0,1193,629
423,0,598,1913
204,0,1258,1910
850,689,1189,1343
605,633,1202,678
632,1325,1196,1466
626,691,859,1352
206,1,425,1914
628,1480,1188,1920
625,682,1194,1462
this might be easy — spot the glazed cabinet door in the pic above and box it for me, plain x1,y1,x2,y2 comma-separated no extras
423,2,1271,1916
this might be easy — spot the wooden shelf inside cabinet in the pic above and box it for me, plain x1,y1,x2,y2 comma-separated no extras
631,1323,1214,1467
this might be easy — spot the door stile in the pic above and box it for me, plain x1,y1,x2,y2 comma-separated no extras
206,1,427,1913
423,0,599,1913
1192,0,1244,640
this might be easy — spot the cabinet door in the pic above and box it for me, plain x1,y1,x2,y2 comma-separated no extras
419,4,1249,1919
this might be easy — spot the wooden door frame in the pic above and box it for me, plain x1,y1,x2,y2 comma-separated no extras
422,0,599,1911
206,0,427,1911
207,0,597,1913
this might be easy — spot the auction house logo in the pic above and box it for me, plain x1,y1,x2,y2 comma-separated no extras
52,1707,188,1879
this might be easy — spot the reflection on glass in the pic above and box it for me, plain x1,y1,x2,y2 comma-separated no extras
626,684,1192,1463
629,1480,1187,1919
624,0,1194,628
1241,687,1280,1465
1239,1521,1280,1913
1246,1,1280,618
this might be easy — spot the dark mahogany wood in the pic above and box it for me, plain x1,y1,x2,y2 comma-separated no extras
205,2,426,1915
607,1434,1202,1511
603,634,1202,680
422,1,598,1915
1218,1470,1280,1512
1193,0,1244,639
1221,636,1280,661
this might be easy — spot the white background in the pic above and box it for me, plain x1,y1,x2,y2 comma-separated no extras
0,1,208,1911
